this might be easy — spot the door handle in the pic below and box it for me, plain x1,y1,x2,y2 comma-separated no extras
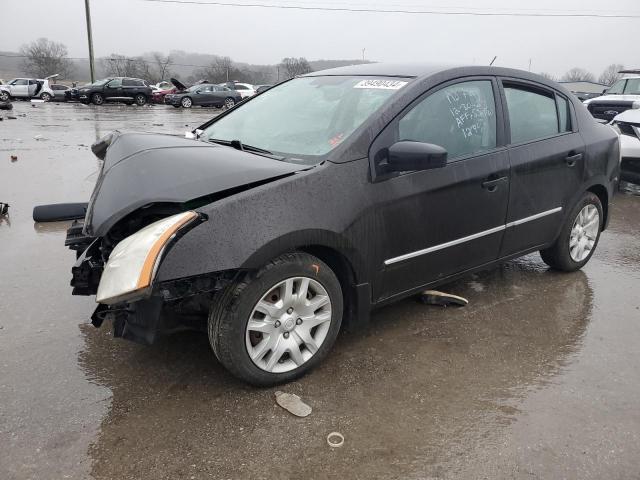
565,152,583,167
481,176,508,191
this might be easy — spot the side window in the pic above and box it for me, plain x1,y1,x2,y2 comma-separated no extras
557,95,571,132
398,80,497,160
235,84,247,90
108,79,122,88
607,80,626,95
624,78,640,95
122,79,134,87
504,85,558,144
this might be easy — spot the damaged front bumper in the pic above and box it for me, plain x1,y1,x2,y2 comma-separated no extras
90,271,238,345
67,220,238,345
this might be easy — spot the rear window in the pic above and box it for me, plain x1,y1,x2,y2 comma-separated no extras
504,85,559,144
234,84,248,90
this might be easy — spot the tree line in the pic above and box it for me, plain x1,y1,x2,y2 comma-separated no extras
16,38,313,85
539,64,626,86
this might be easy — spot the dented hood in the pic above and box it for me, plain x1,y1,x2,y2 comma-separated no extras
85,132,303,236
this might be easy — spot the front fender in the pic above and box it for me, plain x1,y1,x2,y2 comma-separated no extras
155,159,374,285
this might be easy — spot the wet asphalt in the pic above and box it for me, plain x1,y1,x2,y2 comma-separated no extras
1,101,639,480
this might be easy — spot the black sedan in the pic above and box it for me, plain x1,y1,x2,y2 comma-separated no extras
66,63,619,386
164,84,242,108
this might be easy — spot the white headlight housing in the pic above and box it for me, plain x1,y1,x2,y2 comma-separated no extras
96,211,199,305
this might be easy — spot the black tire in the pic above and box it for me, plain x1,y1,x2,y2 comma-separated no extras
91,93,104,105
208,252,343,386
223,97,235,109
40,92,52,102
134,93,147,106
172,104,181,108
181,96,192,108
540,192,603,272
0,91,9,102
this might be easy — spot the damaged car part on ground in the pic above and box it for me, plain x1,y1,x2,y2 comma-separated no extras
66,63,620,386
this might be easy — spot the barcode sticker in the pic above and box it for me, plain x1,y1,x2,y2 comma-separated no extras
353,80,408,90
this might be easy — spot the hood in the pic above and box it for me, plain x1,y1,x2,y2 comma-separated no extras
85,132,305,237
585,94,639,105
170,77,187,91
613,109,640,123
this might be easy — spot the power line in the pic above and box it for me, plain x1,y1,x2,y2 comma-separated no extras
138,0,640,18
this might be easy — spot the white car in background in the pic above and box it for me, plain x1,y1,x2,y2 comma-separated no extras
610,109,640,186
219,82,256,99
0,74,58,102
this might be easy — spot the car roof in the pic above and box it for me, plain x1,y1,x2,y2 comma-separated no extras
304,62,459,78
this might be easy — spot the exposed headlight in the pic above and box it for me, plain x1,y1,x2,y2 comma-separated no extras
96,211,199,305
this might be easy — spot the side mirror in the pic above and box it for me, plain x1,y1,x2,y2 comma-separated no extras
386,141,447,172
185,129,203,140
602,88,609,95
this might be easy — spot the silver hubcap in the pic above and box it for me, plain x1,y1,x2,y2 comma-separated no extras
183,98,191,107
246,277,332,373
225,99,234,108
569,204,599,262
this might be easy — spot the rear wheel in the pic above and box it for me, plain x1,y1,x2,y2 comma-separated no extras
91,93,104,105
540,192,603,271
40,92,52,102
134,93,147,106
224,97,235,109
181,96,192,108
208,252,343,386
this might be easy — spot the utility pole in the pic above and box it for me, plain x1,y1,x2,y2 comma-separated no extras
84,0,95,82
528,58,532,71
362,48,366,62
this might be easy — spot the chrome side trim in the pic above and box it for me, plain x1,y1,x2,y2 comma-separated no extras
505,207,562,228
384,225,505,266
383,207,563,266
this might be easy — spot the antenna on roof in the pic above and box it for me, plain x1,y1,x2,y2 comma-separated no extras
489,56,497,66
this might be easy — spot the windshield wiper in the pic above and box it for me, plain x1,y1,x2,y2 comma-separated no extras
208,138,285,160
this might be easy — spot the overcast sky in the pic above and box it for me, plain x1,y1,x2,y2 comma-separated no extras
2,0,639,77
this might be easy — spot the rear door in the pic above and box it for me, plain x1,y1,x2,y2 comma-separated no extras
373,78,511,300
498,79,585,257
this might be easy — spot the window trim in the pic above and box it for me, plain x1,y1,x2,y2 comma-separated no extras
499,77,576,147
369,76,506,182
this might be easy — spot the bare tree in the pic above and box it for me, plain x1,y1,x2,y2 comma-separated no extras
152,53,173,83
598,64,625,86
279,57,312,79
19,38,74,79
561,68,595,83
101,54,151,79
538,72,558,82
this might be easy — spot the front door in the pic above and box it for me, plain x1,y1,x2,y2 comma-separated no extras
104,78,123,100
498,80,586,256
372,78,510,301
10,79,29,97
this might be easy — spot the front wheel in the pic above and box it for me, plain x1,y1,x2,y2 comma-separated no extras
223,97,235,109
0,91,9,102
91,93,104,105
181,97,192,108
208,252,343,386
540,192,603,271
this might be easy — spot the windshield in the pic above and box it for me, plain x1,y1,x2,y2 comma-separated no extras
624,78,640,95
92,79,110,86
201,76,410,163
